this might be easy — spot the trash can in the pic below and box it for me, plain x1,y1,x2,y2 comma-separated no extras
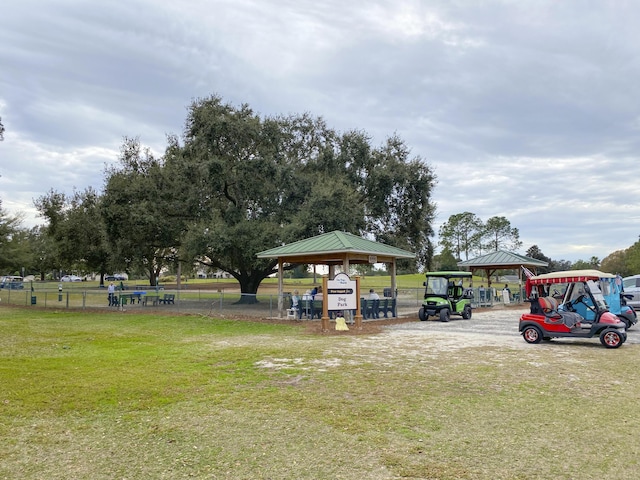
31,296,37,305
383,287,392,297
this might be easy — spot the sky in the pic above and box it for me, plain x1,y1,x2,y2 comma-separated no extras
1,0,639,263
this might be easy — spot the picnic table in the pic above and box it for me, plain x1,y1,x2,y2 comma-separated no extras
131,291,145,303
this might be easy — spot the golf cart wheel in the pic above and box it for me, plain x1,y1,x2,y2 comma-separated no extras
439,309,450,322
522,325,543,344
600,330,623,349
462,305,472,320
418,307,427,321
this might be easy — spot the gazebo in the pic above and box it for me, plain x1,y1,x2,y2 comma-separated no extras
256,230,415,329
457,250,548,302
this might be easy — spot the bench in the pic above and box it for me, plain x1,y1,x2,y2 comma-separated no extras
362,298,380,319
160,294,175,305
360,298,396,318
142,295,160,306
380,298,397,318
118,294,133,306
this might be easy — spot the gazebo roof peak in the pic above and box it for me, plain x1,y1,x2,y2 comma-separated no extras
256,230,415,261
457,250,548,268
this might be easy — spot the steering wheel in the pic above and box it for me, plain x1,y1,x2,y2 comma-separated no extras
564,295,585,312
574,294,597,313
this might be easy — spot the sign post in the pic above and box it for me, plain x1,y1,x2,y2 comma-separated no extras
323,273,359,331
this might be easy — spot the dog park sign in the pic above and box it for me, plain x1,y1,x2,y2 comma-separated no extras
327,273,357,311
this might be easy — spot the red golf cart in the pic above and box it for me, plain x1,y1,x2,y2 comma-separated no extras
519,270,627,348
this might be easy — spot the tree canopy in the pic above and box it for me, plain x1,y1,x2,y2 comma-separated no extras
438,212,483,260
0,200,25,273
439,213,521,259
35,188,112,282
94,95,437,294
483,216,522,252
101,138,190,285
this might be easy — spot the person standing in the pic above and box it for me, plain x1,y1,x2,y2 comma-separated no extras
108,282,116,307
291,290,301,319
502,284,511,304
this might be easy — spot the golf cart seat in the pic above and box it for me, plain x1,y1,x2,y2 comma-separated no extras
446,285,464,310
447,285,464,299
539,296,559,313
538,296,581,328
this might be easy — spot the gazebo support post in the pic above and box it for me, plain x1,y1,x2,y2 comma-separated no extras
487,269,496,304
321,276,330,332
354,276,363,329
518,268,523,303
390,259,397,306
278,258,284,317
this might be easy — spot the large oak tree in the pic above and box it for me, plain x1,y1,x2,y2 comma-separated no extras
166,95,436,295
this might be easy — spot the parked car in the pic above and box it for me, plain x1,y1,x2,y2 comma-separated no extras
520,270,627,348
419,271,473,322
60,275,82,282
622,274,640,310
0,275,24,289
105,274,127,281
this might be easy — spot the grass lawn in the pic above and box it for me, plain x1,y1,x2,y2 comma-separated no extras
2,306,640,479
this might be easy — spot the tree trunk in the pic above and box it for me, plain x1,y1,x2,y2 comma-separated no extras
148,266,162,286
235,272,268,304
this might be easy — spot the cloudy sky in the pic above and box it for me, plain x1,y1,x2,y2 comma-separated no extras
1,0,639,262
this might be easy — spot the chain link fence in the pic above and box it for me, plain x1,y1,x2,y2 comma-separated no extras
0,284,523,319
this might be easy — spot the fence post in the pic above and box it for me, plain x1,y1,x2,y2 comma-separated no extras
270,295,274,319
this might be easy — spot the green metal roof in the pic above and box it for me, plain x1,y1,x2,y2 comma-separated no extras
256,231,415,259
457,250,548,268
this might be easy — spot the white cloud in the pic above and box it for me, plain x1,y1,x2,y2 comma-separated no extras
1,0,640,262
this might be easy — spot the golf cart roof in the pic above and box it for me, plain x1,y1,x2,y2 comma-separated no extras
425,271,472,278
529,269,615,285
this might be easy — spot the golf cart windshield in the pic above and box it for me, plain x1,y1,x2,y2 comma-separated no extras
425,276,450,296
566,280,608,310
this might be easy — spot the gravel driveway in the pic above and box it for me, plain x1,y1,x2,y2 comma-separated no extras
386,305,640,348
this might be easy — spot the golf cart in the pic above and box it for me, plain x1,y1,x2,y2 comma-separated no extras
519,270,627,348
419,271,473,322
598,273,637,329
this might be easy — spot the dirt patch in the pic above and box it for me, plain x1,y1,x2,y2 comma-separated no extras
291,303,529,336
301,316,416,335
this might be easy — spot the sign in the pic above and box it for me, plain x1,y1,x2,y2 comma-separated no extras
368,255,377,264
327,273,357,311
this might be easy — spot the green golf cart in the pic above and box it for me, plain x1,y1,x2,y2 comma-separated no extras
418,271,473,322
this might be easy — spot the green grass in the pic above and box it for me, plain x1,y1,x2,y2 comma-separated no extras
3,306,640,479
